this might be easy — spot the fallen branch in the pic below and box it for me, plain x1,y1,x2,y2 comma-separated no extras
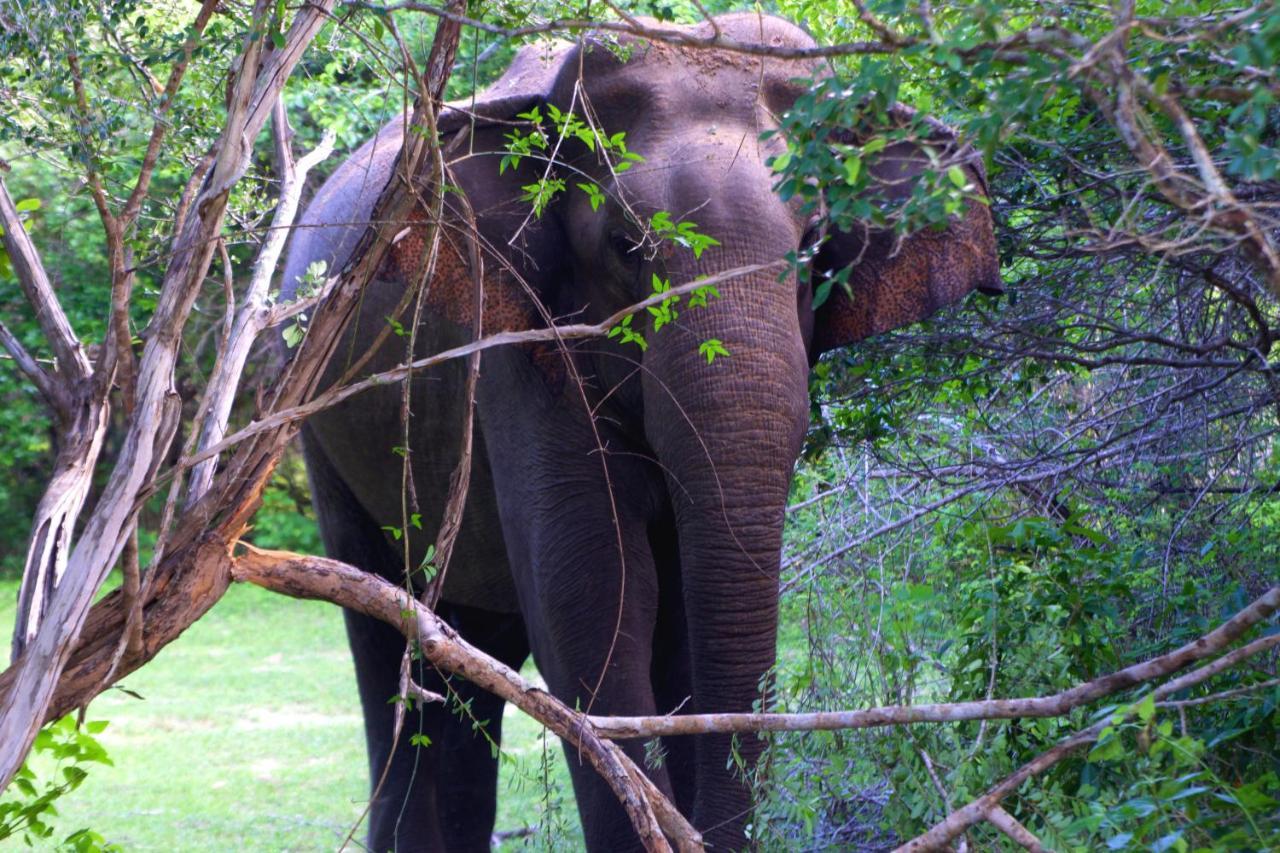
227,552,1274,851
588,585,1279,738
894,589,1280,852
231,546,703,853
983,805,1048,853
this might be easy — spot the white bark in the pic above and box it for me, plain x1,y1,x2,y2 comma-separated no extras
186,101,335,505
0,0,338,791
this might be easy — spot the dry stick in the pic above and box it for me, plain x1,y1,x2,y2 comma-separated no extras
895,604,1280,852
983,806,1048,853
0,0,338,791
587,585,1279,738
232,548,695,853
422,191,482,609
897,726,1098,853
339,24,454,850
1165,675,1280,708
182,261,783,472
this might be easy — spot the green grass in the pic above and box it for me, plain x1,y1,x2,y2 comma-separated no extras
0,579,579,850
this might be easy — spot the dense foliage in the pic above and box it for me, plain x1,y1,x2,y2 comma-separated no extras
1,0,1276,849
762,1,1280,848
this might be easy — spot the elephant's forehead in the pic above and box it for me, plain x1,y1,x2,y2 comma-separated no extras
569,18,819,117
577,50,814,146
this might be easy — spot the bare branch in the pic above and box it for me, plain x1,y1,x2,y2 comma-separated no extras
0,319,67,413
895,595,1280,852
984,806,1048,852
185,99,335,505
588,585,1278,738
186,261,782,471
0,176,91,390
231,546,699,853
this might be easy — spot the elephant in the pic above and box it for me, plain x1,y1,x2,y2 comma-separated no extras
280,13,1001,852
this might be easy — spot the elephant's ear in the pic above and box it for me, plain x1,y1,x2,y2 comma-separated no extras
438,41,576,136
385,41,582,389
809,106,1002,357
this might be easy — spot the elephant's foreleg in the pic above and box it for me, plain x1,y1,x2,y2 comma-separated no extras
344,603,527,853
344,608,448,852
303,430,444,850
434,603,529,849
522,514,673,852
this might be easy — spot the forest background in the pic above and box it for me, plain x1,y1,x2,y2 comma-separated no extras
0,0,1277,850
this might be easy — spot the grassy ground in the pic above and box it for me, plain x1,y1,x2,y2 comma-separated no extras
0,579,579,851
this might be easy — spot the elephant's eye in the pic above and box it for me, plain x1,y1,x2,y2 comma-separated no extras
607,227,641,263
798,222,827,266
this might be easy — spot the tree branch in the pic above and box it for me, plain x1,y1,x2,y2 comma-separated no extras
184,261,782,471
588,585,1278,738
185,98,335,505
0,176,91,393
0,319,67,413
231,546,700,853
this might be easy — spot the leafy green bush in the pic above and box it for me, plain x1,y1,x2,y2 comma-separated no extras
0,715,118,851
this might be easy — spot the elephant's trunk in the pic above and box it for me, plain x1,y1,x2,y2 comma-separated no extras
642,255,809,844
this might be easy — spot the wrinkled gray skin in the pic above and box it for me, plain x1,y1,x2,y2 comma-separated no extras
281,14,1001,852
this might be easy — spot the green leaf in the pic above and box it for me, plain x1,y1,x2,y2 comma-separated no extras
1088,736,1124,762
812,278,835,309
15,198,41,213
282,321,304,349
1134,692,1156,724
843,154,862,185
699,339,729,364
947,165,968,189
576,182,604,212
